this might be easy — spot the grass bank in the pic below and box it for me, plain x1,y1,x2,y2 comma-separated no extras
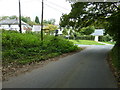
69,40,104,45
109,44,120,87
2,30,80,67
102,41,116,45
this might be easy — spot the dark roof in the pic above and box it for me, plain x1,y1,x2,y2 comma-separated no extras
0,19,27,25
91,29,104,36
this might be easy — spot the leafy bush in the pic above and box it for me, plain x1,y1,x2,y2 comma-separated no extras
99,35,112,42
66,35,95,40
2,30,79,65
110,44,120,70
80,26,95,35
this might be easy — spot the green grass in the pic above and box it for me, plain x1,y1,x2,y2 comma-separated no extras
102,41,116,45
69,40,104,45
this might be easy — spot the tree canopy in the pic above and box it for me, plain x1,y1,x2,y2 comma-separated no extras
60,2,120,42
43,19,56,25
44,24,58,34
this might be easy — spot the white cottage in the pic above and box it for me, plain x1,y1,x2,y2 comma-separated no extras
91,29,104,42
0,19,32,33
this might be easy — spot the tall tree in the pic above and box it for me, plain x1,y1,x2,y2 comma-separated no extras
60,2,120,40
21,16,37,26
35,16,40,24
44,24,58,34
43,19,56,25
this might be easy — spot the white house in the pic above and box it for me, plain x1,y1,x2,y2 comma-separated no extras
32,25,41,32
0,19,32,33
91,29,104,42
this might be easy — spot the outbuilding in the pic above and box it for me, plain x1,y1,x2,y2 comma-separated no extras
91,29,104,42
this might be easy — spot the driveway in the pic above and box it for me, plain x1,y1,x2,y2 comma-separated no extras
3,45,117,88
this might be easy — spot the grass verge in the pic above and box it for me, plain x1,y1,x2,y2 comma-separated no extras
69,40,104,45
102,41,116,45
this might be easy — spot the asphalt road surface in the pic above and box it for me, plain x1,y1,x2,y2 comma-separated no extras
3,45,117,88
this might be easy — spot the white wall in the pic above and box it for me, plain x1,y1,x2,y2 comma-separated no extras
95,36,99,42
0,25,10,30
0,25,26,33
32,25,41,32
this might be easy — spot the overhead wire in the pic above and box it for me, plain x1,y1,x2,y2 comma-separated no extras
44,3,64,13
45,0,70,11
35,0,68,14
20,0,70,14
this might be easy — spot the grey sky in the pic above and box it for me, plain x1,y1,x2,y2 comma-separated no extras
0,0,71,24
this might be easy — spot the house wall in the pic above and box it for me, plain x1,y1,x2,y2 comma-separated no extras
95,36,99,42
0,25,26,33
32,25,41,32
0,25,10,30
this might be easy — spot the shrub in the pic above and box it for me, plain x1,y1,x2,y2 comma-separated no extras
99,35,112,42
2,30,79,65
110,44,120,70
66,35,95,40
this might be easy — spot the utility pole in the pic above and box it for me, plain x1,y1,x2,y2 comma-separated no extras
41,0,44,41
19,0,22,33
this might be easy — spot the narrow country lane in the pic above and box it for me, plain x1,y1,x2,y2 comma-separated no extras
3,45,117,88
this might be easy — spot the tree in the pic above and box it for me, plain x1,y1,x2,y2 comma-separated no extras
22,16,37,26
62,28,69,35
9,15,18,19
21,16,31,23
0,15,18,21
60,2,120,41
44,24,58,35
80,26,95,35
43,19,56,25
61,2,120,70
35,16,40,24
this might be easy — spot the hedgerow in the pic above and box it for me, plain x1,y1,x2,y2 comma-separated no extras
2,30,79,66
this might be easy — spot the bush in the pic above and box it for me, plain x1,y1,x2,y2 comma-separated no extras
65,35,95,40
99,35,112,42
2,30,79,65
110,44,120,70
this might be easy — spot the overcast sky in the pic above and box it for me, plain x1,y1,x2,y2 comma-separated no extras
0,0,71,24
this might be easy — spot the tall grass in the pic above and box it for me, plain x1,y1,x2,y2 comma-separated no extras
2,30,79,66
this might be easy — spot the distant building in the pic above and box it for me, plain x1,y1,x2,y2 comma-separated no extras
0,19,32,33
32,25,41,32
91,29,104,41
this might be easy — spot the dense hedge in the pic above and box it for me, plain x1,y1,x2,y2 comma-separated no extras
110,43,120,70
2,30,79,66
65,35,95,40
99,36,112,42
65,35,112,42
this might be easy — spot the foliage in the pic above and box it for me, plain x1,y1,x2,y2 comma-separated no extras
105,11,120,42
0,15,17,21
35,16,40,24
76,35,95,40
99,35,112,42
43,19,56,25
110,45,120,70
60,2,120,70
65,34,112,42
21,16,37,26
80,26,95,35
2,30,79,66
0,15,37,26
62,28,69,35
60,2,120,38
44,24,58,34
